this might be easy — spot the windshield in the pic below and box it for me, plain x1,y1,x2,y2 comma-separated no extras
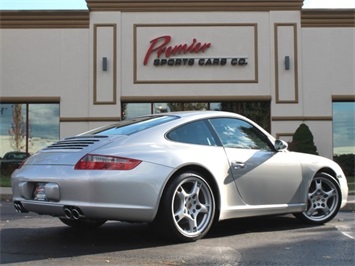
81,115,178,136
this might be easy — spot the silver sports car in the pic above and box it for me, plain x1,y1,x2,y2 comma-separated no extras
12,111,348,242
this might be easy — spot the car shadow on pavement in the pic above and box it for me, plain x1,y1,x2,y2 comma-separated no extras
0,214,318,264
0,222,160,264
206,214,318,239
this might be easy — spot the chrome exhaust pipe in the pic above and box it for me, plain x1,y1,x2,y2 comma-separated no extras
14,201,28,213
63,206,83,220
64,207,72,219
72,208,81,220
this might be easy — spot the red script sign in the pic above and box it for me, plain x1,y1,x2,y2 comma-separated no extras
143,35,211,65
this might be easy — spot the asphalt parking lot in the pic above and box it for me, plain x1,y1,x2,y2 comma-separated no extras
1,198,354,266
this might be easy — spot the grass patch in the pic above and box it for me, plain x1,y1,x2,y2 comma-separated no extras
347,178,355,192
0,174,11,187
347,175,354,183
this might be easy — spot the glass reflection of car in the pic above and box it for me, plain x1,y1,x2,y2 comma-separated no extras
11,111,348,242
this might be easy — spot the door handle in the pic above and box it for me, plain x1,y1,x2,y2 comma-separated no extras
232,162,245,170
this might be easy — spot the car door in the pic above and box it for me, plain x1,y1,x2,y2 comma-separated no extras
209,117,304,206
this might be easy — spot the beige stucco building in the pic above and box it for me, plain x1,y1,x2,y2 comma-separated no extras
0,0,354,159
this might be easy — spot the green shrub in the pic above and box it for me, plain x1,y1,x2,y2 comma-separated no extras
333,154,355,177
289,123,318,155
0,174,11,187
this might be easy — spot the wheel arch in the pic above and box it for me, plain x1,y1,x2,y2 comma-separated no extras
162,164,221,222
316,167,339,185
295,170,342,224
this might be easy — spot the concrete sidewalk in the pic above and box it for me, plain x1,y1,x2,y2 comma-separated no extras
1,186,354,211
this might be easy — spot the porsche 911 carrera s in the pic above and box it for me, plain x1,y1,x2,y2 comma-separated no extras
11,111,348,242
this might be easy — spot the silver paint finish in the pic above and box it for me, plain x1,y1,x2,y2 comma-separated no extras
11,111,348,225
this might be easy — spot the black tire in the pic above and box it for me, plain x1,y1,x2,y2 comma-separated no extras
154,171,215,242
59,218,106,229
295,172,341,225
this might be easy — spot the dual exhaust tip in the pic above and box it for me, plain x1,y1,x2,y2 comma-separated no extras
13,202,83,220
64,206,83,220
14,201,28,213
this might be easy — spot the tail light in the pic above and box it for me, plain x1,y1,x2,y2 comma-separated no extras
74,154,141,170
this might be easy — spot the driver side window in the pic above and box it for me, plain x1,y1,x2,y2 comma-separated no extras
209,118,273,151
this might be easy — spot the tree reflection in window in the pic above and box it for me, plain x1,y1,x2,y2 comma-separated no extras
0,103,59,157
209,118,272,151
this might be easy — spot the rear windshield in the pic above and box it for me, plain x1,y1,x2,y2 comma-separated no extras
82,115,178,136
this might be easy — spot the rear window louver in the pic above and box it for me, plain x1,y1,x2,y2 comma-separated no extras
44,136,108,151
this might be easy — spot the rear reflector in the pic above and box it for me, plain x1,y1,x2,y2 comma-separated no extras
74,154,141,170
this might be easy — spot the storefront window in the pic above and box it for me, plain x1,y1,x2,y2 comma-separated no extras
1,104,27,154
122,101,270,132
154,103,170,113
0,103,60,162
28,104,60,154
333,102,355,155
211,102,270,132
122,103,151,119
123,102,210,119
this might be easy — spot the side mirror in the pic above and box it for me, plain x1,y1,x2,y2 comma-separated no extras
274,139,288,151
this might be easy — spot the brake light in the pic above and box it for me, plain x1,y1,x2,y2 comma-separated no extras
74,154,141,170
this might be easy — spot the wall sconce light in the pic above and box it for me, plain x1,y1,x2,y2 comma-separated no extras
284,56,290,70
102,57,108,71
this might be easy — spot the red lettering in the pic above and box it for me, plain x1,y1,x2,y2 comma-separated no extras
143,36,171,65
143,36,212,65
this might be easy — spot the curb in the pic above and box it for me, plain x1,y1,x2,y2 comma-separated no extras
1,187,354,211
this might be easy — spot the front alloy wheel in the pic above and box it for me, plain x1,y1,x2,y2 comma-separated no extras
295,172,341,224
156,172,215,242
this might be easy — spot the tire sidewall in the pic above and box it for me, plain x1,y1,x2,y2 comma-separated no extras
158,171,215,242
298,172,342,224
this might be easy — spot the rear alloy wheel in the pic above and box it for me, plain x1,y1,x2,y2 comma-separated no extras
156,172,215,242
59,218,106,229
295,172,341,224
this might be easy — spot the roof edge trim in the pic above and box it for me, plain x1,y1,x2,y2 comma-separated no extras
0,10,90,29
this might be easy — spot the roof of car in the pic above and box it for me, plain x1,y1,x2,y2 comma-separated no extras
154,110,242,119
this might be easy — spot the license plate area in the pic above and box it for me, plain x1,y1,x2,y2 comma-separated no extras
33,182,47,201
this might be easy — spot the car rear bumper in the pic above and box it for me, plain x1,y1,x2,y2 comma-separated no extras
11,162,173,222
13,199,157,222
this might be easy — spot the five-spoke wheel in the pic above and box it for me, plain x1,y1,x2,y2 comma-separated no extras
295,172,341,224
155,171,215,242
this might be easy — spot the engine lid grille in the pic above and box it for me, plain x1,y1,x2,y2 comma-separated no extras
44,136,108,151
